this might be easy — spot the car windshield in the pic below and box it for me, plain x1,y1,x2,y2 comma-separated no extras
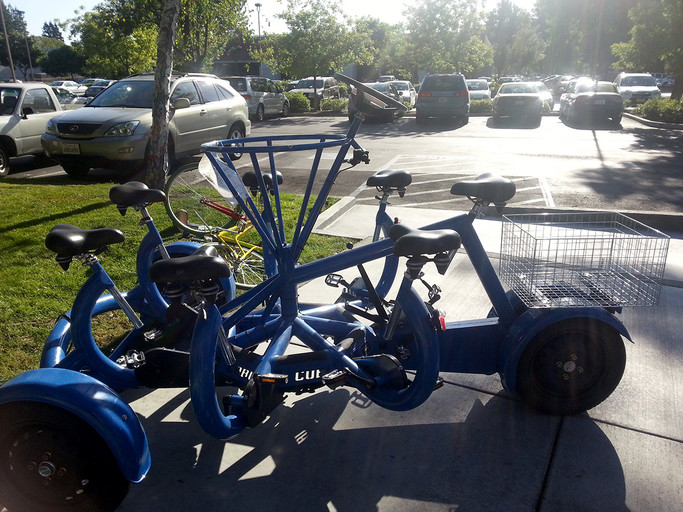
0,88,20,114
467,80,488,90
621,76,656,87
499,83,540,94
297,79,324,88
226,77,247,92
393,82,410,91
88,81,154,108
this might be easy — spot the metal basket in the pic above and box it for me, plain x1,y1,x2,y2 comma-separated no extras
499,212,670,308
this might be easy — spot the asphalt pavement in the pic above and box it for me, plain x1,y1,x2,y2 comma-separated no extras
106,199,683,512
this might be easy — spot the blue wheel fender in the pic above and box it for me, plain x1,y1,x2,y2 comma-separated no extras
0,368,151,483
497,307,631,394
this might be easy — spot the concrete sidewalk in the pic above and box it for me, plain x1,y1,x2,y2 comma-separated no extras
113,205,682,512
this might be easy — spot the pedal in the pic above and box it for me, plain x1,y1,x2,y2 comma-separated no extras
143,328,164,343
434,376,444,391
325,273,350,288
322,369,348,389
226,373,288,428
116,350,145,369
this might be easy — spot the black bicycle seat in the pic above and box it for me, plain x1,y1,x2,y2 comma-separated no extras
45,224,125,259
149,254,231,284
389,224,461,257
366,169,412,189
109,181,166,208
450,173,516,204
242,170,284,190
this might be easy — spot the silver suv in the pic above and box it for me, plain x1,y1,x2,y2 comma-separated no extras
416,73,470,124
289,77,340,108
613,73,661,105
42,73,250,178
224,76,289,121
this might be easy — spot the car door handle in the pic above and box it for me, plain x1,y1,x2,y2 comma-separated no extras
200,109,208,116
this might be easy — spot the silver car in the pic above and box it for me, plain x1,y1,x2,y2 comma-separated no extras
465,79,492,101
224,76,289,121
390,80,417,108
42,73,250,178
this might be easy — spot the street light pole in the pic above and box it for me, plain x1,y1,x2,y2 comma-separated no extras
17,10,34,81
255,2,262,77
0,0,17,82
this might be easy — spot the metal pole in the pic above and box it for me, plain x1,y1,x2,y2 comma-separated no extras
255,2,261,76
0,0,17,82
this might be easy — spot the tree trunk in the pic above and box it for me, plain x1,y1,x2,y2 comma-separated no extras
142,0,181,190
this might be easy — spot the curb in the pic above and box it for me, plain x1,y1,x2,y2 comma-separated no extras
623,111,683,130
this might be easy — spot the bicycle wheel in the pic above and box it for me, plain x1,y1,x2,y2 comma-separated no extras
211,242,266,289
165,162,239,236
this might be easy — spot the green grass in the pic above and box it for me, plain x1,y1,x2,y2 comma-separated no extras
0,177,350,382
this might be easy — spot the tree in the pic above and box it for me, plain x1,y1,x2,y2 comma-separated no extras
265,0,374,107
487,1,544,76
612,0,683,99
403,0,493,77
0,3,44,80
42,22,63,41
37,44,85,77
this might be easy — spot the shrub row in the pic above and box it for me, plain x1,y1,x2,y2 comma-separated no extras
632,98,683,124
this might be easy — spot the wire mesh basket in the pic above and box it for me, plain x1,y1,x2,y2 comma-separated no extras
499,212,670,308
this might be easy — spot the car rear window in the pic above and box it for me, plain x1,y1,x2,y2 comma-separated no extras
499,83,539,94
422,75,465,91
466,80,488,90
227,77,248,92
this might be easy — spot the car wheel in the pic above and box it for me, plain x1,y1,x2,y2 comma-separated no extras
62,164,90,179
226,124,246,161
254,104,265,122
415,112,425,125
611,114,622,125
0,145,9,178
281,101,289,118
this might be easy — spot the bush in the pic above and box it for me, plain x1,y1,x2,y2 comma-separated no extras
285,92,310,113
470,100,493,113
321,98,347,112
633,98,683,124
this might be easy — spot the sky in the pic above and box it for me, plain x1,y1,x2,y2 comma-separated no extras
19,0,537,38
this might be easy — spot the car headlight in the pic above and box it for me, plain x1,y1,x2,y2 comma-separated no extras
45,118,58,135
105,121,140,137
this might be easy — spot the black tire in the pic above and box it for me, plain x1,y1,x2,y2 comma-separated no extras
62,164,90,179
164,162,237,235
611,114,622,125
515,319,626,415
0,401,129,512
254,104,265,122
415,112,425,125
0,145,9,178
281,101,290,118
226,124,246,161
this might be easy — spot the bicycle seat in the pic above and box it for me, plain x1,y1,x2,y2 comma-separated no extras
149,254,231,284
388,224,461,257
46,224,125,259
366,169,412,189
450,173,516,204
109,181,166,208
242,170,283,191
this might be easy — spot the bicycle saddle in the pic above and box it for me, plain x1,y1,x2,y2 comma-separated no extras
388,224,461,257
149,254,231,284
46,224,125,268
242,170,283,191
366,169,412,189
450,173,516,204
109,181,166,209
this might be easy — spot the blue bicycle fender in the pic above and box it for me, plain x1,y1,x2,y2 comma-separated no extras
497,307,631,394
0,368,151,483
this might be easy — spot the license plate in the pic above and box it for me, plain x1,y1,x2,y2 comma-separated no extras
594,99,605,105
438,97,447,102
62,143,80,155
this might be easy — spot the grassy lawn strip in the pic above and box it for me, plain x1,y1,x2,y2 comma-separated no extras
0,178,349,382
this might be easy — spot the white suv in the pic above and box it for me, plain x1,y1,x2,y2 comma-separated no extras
42,73,250,178
613,73,661,104
289,77,340,108
224,76,289,121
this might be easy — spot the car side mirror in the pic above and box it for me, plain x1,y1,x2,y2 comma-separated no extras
172,97,191,110
21,106,35,118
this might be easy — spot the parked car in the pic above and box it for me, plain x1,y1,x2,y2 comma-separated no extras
42,73,250,178
48,80,87,96
79,78,103,88
559,79,623,125
289,77,340,109
492,81,544,125
0,83,69,177
378,75,396,82
284,80,299,92
465,79,491,101
347,82,404,122
223,76,289,121
51,87,89,110
84,79,117,98
613,73,661,104
390,80,417,108
527,81,554,110
415,73,470,124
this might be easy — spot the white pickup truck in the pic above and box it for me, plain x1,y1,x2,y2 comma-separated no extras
0,83,67,178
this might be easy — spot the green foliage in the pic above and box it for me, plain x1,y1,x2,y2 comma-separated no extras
0,4,44,80
37,45,85,78
470,100,492,113
632,98,683,124
285,92,311,112
321,99,347,112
